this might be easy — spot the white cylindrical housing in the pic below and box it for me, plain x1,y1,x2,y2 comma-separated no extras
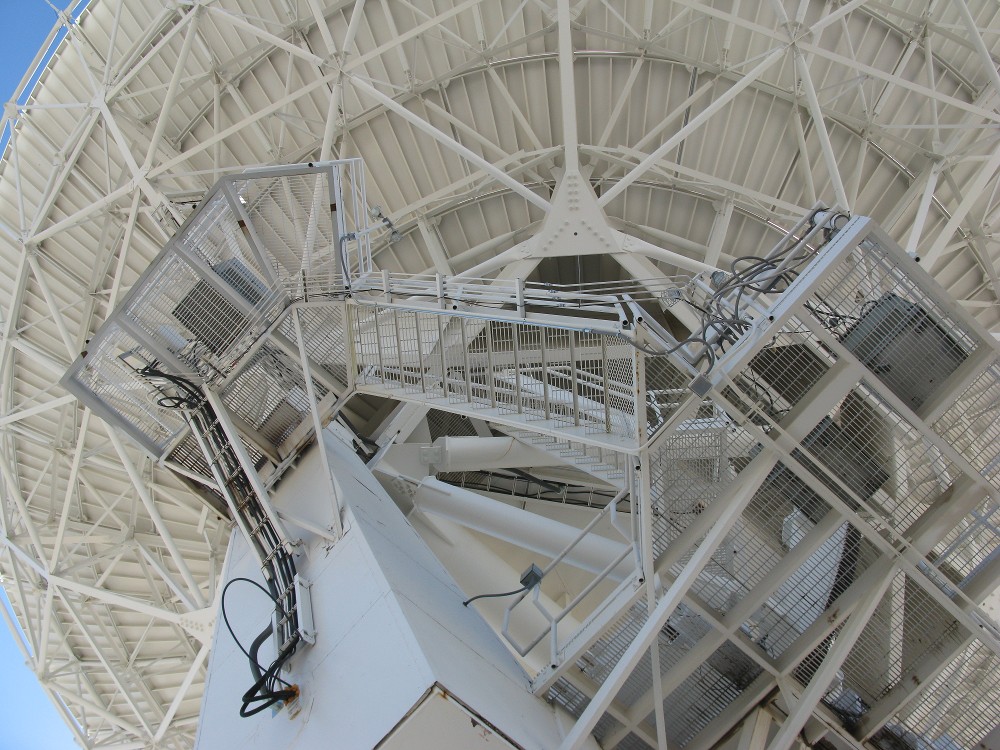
432,436,567,472
413,477,632,580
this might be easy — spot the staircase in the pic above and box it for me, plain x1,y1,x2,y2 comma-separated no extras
499,426,630,490
350,301,643,451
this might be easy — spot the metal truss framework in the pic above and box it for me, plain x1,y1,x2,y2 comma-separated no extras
1,1,1000,748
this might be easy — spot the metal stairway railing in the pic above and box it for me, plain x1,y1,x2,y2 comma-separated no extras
348,300,692,451
499,426,629,489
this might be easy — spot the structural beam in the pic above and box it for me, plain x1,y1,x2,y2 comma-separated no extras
558,451,779,750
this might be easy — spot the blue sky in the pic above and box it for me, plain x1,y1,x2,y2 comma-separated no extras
1,4,88,749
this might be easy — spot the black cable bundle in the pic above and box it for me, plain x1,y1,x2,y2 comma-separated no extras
135,363,205,410
135,363,303,718
222,578,300,717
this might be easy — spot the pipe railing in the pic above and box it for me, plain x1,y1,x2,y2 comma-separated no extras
500,488,637,665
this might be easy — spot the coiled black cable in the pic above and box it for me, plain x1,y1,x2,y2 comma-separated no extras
221,577,300,717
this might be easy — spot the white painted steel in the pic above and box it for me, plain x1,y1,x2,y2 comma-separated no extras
3,2,1000,749
414,477,632,580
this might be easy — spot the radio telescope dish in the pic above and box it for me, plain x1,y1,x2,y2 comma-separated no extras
2,2,1000,749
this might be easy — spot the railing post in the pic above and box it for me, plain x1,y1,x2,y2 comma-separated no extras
391,308,405,388
541,327,551,420
437,314,449,398
570,331,581,427
343,299,357,391
601,337,611,433
413,312,427,393
372,306,386,385
634,326,647,444
436,273,446,309
513,323,524,415
460,318,473,403
486,321,497,408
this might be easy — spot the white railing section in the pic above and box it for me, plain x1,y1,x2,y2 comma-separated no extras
500,487,639,664
350,303,640,442
347,300,695,451
349,269,692,318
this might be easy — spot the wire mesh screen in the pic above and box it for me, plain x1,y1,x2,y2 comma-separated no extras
802,238,980,415
351,304,640,442
221,345,329,449
931,495,1000,587
167,430,220,488
733,324,835,421
426,408,479,440
177,190,284,318
276,304,350,388
546,601,725,747
614,732,655,750
120,247,268,376
230,171,338,296
883,639,1000,749
63,162,369,461
546,676,591,717
69,322,190,454
785,378,963,544
647,399,760,562
660,649,753,747
644,355,690,436
933,356,1000,490
688,474,825,616
578,602,654,686
748,518,872,659
836,573,968,710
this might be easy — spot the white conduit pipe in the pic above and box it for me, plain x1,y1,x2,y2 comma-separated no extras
431,436,568,472
414,477,632,580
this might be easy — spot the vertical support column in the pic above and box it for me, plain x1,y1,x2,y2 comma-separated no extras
541,328,551,420
486,321,497,408
413,313,428,394
330,162,350,288
371,306,387,385
342,299,357,391
513,323,524,415
601,337,611,433
460,318,473,403
437,315,449,398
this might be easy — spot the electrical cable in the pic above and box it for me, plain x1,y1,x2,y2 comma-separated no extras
628,208,848,374
221,577,300,717
337,411,379,457
137,361,305,719
134,363,204,410
463,584,531,607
